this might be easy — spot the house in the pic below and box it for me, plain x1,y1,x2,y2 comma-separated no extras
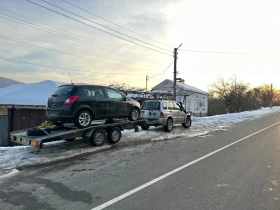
152,79,209,116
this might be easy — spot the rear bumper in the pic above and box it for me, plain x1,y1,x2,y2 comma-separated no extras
46,108,75,121
145,118,166,126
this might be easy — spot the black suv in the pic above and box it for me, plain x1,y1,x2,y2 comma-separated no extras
46,84,140,128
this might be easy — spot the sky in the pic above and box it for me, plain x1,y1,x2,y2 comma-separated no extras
0,0,280,92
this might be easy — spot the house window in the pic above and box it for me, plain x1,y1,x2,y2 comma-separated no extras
195,101,199,110
201,102,206,110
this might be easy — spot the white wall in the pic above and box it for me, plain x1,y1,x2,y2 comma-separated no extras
177,93,208,115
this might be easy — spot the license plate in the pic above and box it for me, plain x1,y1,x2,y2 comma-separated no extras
17,137,21,142
48,110,59,115
31,140,37,146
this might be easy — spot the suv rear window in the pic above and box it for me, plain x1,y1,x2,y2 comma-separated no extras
52,86,76,96
141,102,160,110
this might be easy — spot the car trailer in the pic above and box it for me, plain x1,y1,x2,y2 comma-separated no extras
10,119,147,149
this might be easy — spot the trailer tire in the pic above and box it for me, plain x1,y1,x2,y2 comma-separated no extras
27,128,51,136
107,127,122,144
141,124,149,130
90,129,106,146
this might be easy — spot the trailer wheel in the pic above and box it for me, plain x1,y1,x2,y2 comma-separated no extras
141,124,149,130
107,127,122,144
90,129,106,146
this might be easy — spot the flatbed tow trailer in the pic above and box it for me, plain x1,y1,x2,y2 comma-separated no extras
10,119,147,149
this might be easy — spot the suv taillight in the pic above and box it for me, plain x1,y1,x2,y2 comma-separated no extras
160,112,164,118
64,96,79,105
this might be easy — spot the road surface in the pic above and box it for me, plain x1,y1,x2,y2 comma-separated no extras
1,113,280,210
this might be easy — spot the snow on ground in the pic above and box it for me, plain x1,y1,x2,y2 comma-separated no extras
1,107,280,170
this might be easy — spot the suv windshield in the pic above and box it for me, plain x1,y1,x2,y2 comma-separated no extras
52,86,76,96
141,101,160,110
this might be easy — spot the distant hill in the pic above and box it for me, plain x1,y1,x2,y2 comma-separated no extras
0,76,23,88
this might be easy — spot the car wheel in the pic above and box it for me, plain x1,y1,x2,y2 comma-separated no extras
141,124,149,130
74,110,92,128
128,107,140,121
107,127,122,144
182,116,192,128
164,118,173,132
90,129,106,146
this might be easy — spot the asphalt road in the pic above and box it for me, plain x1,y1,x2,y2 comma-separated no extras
1,113,280,210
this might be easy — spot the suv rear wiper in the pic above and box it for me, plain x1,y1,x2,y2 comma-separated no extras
51,94,58,97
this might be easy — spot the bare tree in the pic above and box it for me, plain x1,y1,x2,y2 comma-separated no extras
209,76,238,113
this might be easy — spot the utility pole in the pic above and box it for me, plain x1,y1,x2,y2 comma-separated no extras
146,75,149,98
173,44,182,100
271,83,273,108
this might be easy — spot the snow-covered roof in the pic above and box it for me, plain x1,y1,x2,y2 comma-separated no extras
175,81,208,95
127,93,140,98
0,80,66,106
152,79,208,95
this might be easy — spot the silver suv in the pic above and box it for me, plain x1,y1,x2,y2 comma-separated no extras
140,100,191,132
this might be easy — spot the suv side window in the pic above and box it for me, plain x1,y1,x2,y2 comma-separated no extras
84,87,105,98
105,88,123,100
168,102,175,110
162,102,167,110
174,102,180,110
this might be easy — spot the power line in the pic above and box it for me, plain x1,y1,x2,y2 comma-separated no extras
180,49,272,54
149,61,174,80
0,57,159,75
0,36,114,64
41,0,172,53
0,28,116,62
60,0,173,48
0,9,167,67
0,30,164,71
25,0,173,56
158,61,174,82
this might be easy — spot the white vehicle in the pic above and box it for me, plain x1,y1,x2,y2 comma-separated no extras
140,100,192,132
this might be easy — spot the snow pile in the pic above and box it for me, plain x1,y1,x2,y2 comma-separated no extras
0,80,66,106
1,106,280,170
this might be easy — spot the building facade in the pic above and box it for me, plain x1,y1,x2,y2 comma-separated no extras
152,79,209,116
